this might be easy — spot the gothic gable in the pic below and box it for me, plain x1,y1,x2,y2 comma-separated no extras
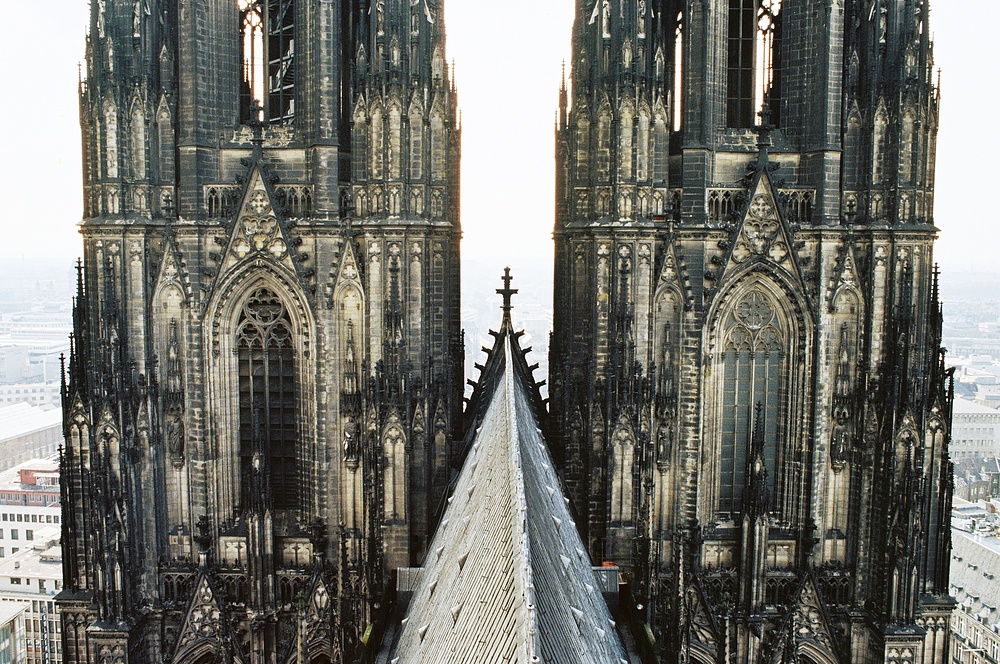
214,166,300,287
721,170,804,290
173,574,242,664
827,239,864,311
766,574,842,664
153,238,191,304
332,236,364,299
301,576,335,658
655,236,693,309
684,581,721,663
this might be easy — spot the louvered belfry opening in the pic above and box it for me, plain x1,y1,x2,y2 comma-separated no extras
727,0,782,128
237,287,298,510
239,0,296,124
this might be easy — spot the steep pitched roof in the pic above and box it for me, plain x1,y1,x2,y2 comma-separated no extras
391,274,627,663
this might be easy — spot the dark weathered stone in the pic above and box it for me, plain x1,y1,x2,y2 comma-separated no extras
59,1,462,662
550,1,953,660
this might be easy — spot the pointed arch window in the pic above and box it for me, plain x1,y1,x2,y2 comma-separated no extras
638,107,652,180
409,109,424,180
673,12,684,131
371,106,385,179
430,113,446,181
718,289,785,514
239,0,296,124
388,105,402,179
619,107,633,180
727,0,781,128
237,288,298,510
597,107,612,183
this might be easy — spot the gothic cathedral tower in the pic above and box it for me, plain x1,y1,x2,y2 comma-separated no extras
59,1,461,662
550,0,953,661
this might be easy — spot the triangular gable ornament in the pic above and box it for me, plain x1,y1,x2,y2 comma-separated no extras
304,576,334,647
766,573,843,664
173,573,230,661
333,236,364,291
656,236,694,309
215,166,299,280
827,240,863,310
682,580,721,660
724,170,800,277
154,236,191,301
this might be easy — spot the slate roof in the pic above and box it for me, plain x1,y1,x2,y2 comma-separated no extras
390,307,627,663
951,529,1000,632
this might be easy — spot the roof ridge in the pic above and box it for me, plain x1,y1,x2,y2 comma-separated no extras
389,329,627,663
505,337,542,661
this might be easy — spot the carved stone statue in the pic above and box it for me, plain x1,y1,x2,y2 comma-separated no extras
656,423,672,469
97,0,106,38
166,407,185,464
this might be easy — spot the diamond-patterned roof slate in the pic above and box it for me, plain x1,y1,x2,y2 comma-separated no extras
390,334,628,663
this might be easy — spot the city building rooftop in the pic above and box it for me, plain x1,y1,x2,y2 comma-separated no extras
0,600,27,625
0,404,61,440
0,456,60,493
954,397,1000,414
0,528,61,581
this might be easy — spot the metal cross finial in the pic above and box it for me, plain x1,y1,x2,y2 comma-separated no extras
497,267,518,324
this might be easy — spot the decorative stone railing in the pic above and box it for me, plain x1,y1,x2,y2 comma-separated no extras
204,184,314,219
706,187,815,225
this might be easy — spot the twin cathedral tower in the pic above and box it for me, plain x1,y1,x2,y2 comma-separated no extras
59,0,954,662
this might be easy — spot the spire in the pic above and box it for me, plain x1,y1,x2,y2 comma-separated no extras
743,402,769,518
931,262,940,308
754,96,775,164
250,397,272,514
249,100,265,160
558,59,568,129
497,267,518,329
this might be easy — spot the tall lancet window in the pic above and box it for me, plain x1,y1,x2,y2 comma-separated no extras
237,288,298,510
239,0,296,124
673,12,683,131
727,0,782,128
718,289,784,514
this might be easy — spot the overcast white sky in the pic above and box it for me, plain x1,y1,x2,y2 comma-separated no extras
0,1,995,305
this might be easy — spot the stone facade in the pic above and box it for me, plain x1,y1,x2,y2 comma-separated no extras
549,0,954,661
58,1,462,662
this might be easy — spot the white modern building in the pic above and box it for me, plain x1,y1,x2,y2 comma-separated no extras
0,600,27,664
0,531,61,664
0,386,59,411
952,398,1000,461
